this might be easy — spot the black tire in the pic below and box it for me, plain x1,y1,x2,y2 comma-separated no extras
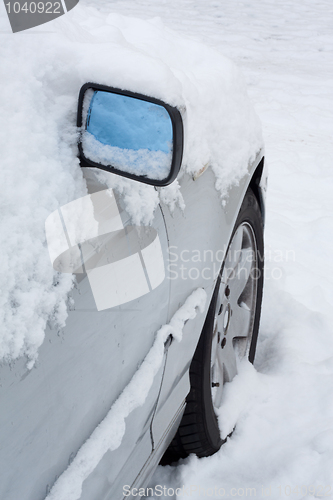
162,187,264,462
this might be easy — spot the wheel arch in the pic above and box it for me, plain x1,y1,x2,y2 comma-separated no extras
248,156,266,225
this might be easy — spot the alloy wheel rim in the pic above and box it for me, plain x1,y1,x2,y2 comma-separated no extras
210,222,258,409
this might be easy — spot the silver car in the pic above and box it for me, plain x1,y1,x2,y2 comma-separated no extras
0,82,266,500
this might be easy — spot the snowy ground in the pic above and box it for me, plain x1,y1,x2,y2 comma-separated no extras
1,0,333,498
76,0,333,498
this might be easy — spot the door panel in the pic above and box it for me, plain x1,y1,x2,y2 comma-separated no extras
0,186,170,500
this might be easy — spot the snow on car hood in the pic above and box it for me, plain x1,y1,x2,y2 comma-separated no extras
0,5,263,366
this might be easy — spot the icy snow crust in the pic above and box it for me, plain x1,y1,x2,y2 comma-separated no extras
0,7,262,366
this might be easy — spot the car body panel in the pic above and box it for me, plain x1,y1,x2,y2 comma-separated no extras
0,188,170,500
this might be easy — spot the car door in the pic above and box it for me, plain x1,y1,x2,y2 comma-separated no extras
0,174,170,500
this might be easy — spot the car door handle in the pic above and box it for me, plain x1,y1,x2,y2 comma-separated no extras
164,334,173,349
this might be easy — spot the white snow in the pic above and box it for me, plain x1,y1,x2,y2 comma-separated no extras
0,4,261,366
82,132,173,180
159,180,186,214
44,288,207,500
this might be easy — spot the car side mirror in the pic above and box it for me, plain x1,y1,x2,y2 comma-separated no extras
77,83,184,186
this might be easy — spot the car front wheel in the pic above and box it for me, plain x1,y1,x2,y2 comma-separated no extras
162,187,264,461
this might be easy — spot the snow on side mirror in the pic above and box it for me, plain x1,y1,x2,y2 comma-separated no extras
77,83,184,186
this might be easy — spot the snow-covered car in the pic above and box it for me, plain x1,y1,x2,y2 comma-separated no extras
0,16,266,500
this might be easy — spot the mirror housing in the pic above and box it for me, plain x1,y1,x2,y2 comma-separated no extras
77,83,184,187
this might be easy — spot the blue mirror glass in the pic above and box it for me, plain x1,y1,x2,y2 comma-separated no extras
81,91,173,181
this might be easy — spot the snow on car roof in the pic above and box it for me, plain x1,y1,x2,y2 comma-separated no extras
0,8,262,366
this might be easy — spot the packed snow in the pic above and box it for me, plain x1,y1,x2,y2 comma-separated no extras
0,0,332,498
